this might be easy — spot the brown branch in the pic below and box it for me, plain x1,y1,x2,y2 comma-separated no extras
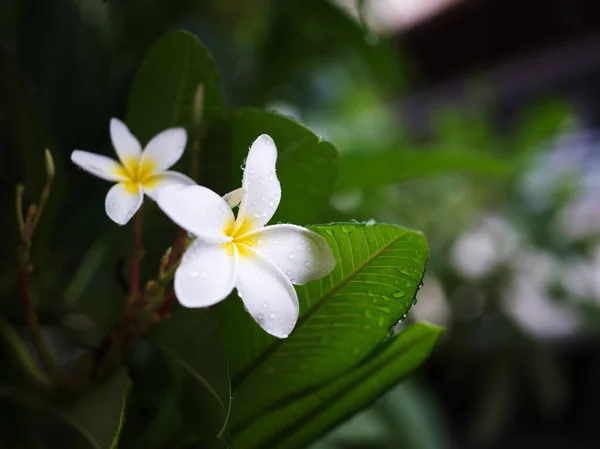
129,207,144,305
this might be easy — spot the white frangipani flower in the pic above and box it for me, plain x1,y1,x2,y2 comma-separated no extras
157,134,335,338
71,118,196,225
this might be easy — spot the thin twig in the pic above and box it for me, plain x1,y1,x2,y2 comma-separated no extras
155,291,177,319
129,206,144,305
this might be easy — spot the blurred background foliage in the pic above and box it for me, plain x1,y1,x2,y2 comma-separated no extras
2,0,600,448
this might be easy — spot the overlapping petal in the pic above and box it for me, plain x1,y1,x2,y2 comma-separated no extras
142,128,187,171
243,224,335,284
110,118,142,163
104,183,143,225
175,240,237,307
235,247,299,338
157,185,234,242
235,134,281,233
71,150,126,182
143,171,196,201
223,187,246,208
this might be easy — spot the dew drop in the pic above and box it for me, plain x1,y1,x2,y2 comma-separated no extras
190,271,199,278
392,291,406,299
288,253,296,260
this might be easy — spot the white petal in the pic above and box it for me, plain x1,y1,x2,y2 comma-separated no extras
142,128,187,172
236,134,281,232
110,118,142,163
174,240,237,308
71,150,126,182
235,247,298,338
243,224,335,284
105,183,143,225
223,187,246,208
143,171,197,201
157,185,234,242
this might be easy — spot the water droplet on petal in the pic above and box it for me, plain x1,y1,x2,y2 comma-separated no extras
288,253,296,260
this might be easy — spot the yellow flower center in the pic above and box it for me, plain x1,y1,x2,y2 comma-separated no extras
222,217,256,258
114,157,162,193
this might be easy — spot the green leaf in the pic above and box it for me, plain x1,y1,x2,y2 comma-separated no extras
0,368,130,449
513,98,573,155
64,368,131,449
233,322,443,449
336,149,512,190
126,29,226,144
125,29,227,279
219,222,428,429
230,108,338,224
150,307,232,444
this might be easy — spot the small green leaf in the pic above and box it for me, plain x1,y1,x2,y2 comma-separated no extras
220,222,428,429
230,108,338,224
233,322,443,449
126,29,226,144
336,149,512,190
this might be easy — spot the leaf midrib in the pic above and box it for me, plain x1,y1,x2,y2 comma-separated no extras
232,227,413,389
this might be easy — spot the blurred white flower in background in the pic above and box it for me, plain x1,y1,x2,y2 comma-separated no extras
411,275,451,327
450,215,520,280
503,250,580,339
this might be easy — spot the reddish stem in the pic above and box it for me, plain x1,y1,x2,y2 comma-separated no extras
155,291,177,319
129,209,144,305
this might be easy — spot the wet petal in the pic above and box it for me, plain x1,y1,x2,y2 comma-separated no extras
143,171,196,201
142,128,187,172
71,150,126,182
157,185,234,242
110,118,142,163
242,224,335,284
175,240,237,307
105,182,143,225
235,247,298,338
236,134,281,232
223,187,246,208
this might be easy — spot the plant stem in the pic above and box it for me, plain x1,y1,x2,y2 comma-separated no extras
129,207,144,305
155,291,177,318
